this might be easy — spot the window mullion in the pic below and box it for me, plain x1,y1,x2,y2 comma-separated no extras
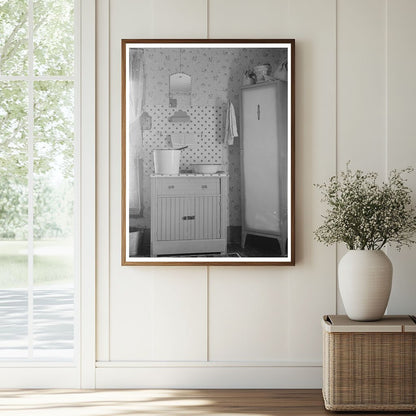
27,0,34,359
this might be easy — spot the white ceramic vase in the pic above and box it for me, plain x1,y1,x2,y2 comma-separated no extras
338,250,392,321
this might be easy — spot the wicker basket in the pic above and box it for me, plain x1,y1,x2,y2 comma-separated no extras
322,315,416,411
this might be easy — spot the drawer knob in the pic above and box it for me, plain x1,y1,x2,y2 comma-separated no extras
201,185,208,189
168,185,175,189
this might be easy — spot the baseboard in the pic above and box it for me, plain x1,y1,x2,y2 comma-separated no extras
95,365,322,389
0,364,323,388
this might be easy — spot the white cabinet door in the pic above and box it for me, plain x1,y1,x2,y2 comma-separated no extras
157,195,221,241
157,196,195,241
195,195,221,240
241,83,280,233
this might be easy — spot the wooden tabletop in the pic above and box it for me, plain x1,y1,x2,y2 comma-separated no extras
322,315,416,333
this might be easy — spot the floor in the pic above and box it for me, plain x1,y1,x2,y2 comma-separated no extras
228,234,282,257
0,389,413,416
136,229,283,257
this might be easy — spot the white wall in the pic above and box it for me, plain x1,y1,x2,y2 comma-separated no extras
95,0,416,388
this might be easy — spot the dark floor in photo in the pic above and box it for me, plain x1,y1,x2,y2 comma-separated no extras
133,228,283,258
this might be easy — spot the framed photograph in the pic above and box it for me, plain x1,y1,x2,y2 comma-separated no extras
122,39,295,265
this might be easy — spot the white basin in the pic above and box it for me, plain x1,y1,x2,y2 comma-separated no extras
191,163,222,174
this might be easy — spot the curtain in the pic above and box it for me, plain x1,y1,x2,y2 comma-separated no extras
129,48,145,216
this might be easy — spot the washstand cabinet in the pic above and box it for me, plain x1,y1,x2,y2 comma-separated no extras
150,173,228,257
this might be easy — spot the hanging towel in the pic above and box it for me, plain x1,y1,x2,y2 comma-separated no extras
224,100,238,145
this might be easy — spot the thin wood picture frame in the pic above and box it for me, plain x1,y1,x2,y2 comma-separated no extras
122,39,295,266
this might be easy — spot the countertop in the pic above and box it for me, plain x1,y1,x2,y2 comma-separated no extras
150,172,229,178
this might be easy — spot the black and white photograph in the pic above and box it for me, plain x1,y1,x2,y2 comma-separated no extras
122,40,295,265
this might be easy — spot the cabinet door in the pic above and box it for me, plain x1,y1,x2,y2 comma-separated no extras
157,196,195,241
157,195,221,241
195,196,221,240
241,83,280,233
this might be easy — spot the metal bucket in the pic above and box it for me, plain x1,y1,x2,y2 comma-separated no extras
153,149,181,175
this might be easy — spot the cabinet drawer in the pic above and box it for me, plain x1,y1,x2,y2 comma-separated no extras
156,178,219,196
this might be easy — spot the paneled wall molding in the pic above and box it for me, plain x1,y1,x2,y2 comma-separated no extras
385,0,416,312
96,0,415,389
96,0,111,363
101,0,336,387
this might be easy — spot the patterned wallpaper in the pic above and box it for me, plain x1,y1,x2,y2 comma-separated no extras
143,47,287,106
139,105,227,226
133,47,287,228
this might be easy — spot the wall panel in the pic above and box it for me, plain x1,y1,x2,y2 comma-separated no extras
209,0,289,38
106,0,208,363
96,0,110,362
386,0,416,314
285,0,337,361
209,268,290,361
337,0,387,172
336,0,387,313
110,268,207,361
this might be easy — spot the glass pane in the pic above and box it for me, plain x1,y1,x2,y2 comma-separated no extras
0,0,28,76
33,0,74,76
0,289,28,359
33,288,74,360
0,81,28,359
33,80,74,359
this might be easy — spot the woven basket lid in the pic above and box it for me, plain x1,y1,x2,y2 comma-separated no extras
322,315,416,333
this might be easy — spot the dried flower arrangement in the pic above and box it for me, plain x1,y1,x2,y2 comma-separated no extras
314,164,416,250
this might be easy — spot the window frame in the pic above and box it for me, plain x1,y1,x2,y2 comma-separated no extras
0,0,96,388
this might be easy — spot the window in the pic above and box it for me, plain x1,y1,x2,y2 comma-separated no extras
0,0,77,361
